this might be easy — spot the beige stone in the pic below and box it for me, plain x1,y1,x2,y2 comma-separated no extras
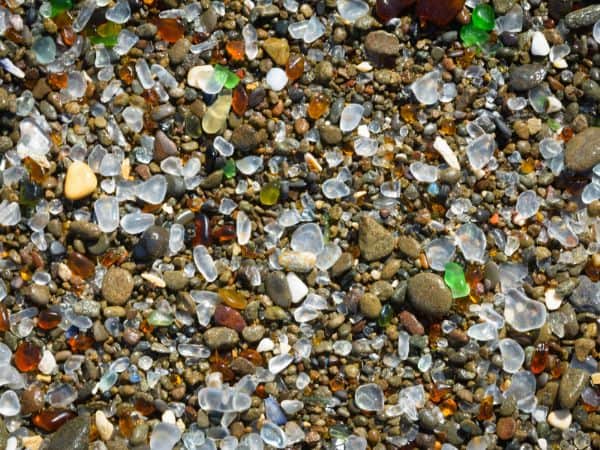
263,38,290,66
64,161,97,200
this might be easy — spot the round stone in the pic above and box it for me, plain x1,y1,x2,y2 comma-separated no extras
102,267,134,305
359,293,382,319
64,161,97,200
407,272,453,317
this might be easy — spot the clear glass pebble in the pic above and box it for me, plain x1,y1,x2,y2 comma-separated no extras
291,223,324,255
137,175,167,205
150,422,182,450
466,134,495,170
455,223,486,263
237,156,263,175
594,20,600,44
0,390,20,416
236,211,251,245
539,138,562,159
340,104,364,132
268,354,293,375
354,136,378,157
410,162,438,183
411,70,441,105
425,238,456,271
355,383,384,411
260,422,286,449
94,197,119,232
337,0,369,22
193,246,218,282
213,136,234,157
515,190,541,219
398,331,409,360
122,106,144,133
504,288,547,332
105,0,131,24
303,16,325,43
322,178,350,199
121,212,154,234
498,338,524,373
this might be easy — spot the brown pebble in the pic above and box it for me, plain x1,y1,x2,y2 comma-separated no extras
399,311,425,335
497,417,516,440
21,385,45,414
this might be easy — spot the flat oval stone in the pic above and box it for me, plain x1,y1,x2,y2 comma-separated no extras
64,161,97,200
102,267,134,305
407,272,452,317
509,64,547,91
558,367,589,409
564,127,600,173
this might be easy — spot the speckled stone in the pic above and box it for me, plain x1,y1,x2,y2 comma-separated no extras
407,272,453,317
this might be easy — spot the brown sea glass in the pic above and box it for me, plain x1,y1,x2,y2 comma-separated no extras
15,342,42,372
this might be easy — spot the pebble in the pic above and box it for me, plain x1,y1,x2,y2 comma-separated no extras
95,411,114,441
46,415,90,450
407,272,453,317
509,64,547,91
564,127,600,173
558,368,589,409
64,161,97,201
22,284,50,306
138,226,169,260
203,327,240,350
358,216,394,262
396,236,421,259
153,130,178,161
102,267,134,305
399,311,425,335
565,4,600,28
265,271,292,308
163,270,188,290
319,124,342,145
496,417,516,440
359,293,382,319
547,409,572,430
231,124,259,152
364,31,400,57
262,38,289,66
20,386,44,414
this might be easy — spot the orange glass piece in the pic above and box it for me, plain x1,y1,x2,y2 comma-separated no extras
15,342,42,372
226,40,245,61
520,158,536,174
439,117,456,135
559,127,573,142
119,65,135,85
48,72,68,90
400,104,417,124
100,248,128,268
33,409,77,432
67,334,94,353
584,259,600,282
477,395,494,421
139,319,154,334
531,343,548,375
38,310,62,330
60,27,76,46
329,376,346,392
156,18,184,44
239,349,263,366
214,304,246,332
213,224,236,244
211,360,235,382
285,55,305,82
5,28,24,44
193,213,211,246
218,288,247,309
416,0,465,26
119,411,141,438
430,385,451,403
134,397,156,416
0,304,10,332
67,252,95,279
232,85,248,116
307,93,329,120
428,323,442,349
23,157,46,183
440,398,457,417
457,47,476,68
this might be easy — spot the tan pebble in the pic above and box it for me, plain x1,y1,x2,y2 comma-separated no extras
591,372,600,385
95,410,114,441
142,272,166,288
22,435,43,450
64,161,97,200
